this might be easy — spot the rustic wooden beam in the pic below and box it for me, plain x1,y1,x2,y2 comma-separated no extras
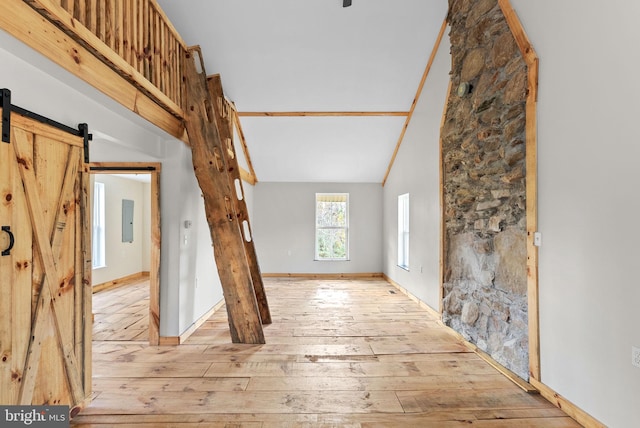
183,47,264,344
1,0,187,142
382,18,448,186
498,0,540,383
207,74,271,325
237,111,409,117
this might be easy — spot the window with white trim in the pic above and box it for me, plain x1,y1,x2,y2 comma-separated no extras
315,193,349,261
398,193,409,270
92,181,106,269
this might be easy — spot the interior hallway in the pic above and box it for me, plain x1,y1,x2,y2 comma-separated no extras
74,278,580,427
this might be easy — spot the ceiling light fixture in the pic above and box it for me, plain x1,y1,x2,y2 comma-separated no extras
343,0,352,7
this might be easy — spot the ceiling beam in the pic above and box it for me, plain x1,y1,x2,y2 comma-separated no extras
237,111,409,117
382,18,448,186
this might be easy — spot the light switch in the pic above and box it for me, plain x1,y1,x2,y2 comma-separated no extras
533,232,542,247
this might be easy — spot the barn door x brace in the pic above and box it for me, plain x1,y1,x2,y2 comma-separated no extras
1,88,92,162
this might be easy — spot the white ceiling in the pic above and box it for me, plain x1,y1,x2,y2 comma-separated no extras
157,0,448,183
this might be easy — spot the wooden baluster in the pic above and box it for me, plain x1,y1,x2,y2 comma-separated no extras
176,40,182,105
172,39,178,104
142,0,149,79
121,0,129,63
154,11,160,87
159,12,164,90
107,0,115,48
166,33,172,102
149,6,155,84
131,0,137,70
98,0,106,42
77,0,86,25
140,0,145,74
88,0,97,34
116,0,123,57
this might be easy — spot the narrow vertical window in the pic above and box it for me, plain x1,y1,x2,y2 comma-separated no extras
92,181,106,269
315,193,349,261
398,193,409,270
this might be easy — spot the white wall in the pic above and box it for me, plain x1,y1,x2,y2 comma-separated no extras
91,175,148,285
508,2,640,426
176,149,223,333
253,182,382,274
0,30,223,339
382,29,450,310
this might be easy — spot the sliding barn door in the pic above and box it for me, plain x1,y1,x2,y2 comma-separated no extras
0,110,91,411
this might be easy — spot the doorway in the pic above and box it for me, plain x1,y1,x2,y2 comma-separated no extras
89,162,161,345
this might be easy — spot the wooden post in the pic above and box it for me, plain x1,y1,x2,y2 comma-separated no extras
207,74,272,325
182,46,265,344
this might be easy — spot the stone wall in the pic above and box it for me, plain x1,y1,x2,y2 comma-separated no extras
442,0,529,379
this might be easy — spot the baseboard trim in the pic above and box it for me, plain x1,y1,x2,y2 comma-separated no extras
158,299,225,346
383,274,442,320
529,378,606,428
179,300,225,343
157,336,180,346
383,274,603,426
262,272,383,279
92,271,149,293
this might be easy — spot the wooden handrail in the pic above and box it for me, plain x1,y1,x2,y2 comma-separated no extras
24,0,187,118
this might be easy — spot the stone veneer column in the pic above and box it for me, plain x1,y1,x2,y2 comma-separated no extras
442,0,529,379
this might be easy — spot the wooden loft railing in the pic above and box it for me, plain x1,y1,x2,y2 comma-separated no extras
26,0,186,116
1,0,187,140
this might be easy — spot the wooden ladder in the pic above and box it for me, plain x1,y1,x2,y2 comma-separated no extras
182,46,270,344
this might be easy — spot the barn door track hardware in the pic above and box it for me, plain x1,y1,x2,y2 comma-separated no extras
0,88,92,161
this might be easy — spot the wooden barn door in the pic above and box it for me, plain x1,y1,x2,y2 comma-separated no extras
0,103,91,412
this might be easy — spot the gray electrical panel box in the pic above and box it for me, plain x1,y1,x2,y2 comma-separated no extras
122,199,134,243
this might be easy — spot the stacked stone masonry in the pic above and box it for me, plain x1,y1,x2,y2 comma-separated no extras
442,0,529,379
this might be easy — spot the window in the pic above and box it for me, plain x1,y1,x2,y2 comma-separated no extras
315,193,349,260
398,193,409,270
92,181,106,269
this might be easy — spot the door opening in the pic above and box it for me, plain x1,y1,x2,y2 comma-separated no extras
89,163,161,345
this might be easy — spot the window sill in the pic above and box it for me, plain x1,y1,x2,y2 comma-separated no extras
314,259,350,262
397,265,409,272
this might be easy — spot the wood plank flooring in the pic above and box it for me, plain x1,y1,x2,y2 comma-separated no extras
92,280,150,341
74,278,581,427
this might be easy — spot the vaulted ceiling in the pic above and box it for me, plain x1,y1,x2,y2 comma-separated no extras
156,0,449,183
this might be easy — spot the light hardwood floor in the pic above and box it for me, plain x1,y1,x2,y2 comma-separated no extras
74,278,581,427
92,280,150,342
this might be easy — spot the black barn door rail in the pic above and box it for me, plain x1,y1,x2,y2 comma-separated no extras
0,88,92,162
